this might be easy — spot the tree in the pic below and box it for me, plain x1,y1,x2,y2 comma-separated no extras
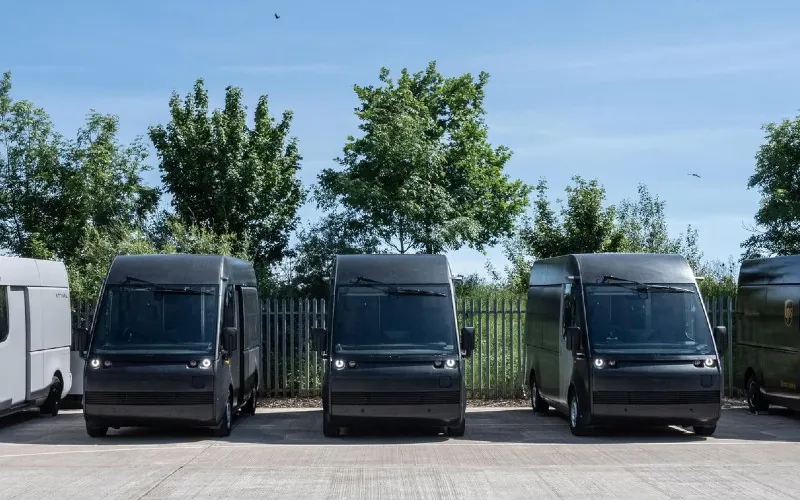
316,61,530,255
741,115,800,258
148,78,306,267
289,210,382,297
0,72,159,263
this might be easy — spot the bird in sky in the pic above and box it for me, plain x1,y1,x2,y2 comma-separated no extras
688,173,701,178
275,13,280,19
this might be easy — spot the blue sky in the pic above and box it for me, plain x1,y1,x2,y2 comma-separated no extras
4,0,800,278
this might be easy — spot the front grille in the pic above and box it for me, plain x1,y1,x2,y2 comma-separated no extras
331,391,461,406
593,391,720,405
84,391,214,406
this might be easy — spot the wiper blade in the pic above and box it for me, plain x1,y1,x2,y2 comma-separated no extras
353,276,388,286
121,276,212,295
601,275,695,294
645,284,696,294
390,287,446,297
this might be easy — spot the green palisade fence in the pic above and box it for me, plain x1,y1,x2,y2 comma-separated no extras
70,294,738,400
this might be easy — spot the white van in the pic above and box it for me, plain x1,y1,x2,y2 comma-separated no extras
0,256,72,418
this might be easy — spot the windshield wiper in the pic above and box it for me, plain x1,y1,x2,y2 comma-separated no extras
601,275,695,294
121,275,212,295
351,276,445,296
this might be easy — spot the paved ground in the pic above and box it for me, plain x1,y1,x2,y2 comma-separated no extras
1,405,800,499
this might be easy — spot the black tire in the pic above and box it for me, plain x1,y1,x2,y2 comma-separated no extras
447,417,466,437
568,389,590,436
86,422,108,438
693,424,716,436
40,376,62,417
530,374,549,413
242,384,258,415
322,409,340,437
746,373,769,413
213,393,233,437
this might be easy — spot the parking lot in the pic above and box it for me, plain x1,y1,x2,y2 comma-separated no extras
1,405,799,499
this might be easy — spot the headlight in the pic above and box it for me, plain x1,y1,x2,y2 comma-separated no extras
103,360,112,368
704,358,716,368
347,360,357,368
333,359,345,370
445,359,456,368
593,358,606,369
201,359,212,369
90,358,100,369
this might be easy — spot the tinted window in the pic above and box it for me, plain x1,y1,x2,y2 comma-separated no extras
223,285,236,328
242,287,261,348
91,284,219,354
585,283,714,355
332,284,457,354
0,286,8,343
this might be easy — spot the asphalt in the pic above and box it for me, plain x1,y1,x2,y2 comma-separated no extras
0,405,799,499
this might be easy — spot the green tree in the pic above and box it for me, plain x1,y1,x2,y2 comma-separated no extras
0,72,158,262
742,115,800,258
148,78,305,267
316,61,530,255
289,210,382,297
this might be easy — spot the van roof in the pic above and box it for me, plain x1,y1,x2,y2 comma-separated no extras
529,253,695,286
739,254,800,286
0,256,69,288
105,254,257,287
334,254,452,286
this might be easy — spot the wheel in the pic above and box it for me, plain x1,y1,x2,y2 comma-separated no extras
568,390,590,436
86,422,108,438
530,374,549,413
746,373,769,413
40,377,62,417
242,384,258,415
447,417,466,437
693,424,717,436
213,393,233,437
322,409,340,437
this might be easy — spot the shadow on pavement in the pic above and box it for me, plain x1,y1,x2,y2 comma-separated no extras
1,405,799,446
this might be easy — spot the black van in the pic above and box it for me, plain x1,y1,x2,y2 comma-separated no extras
311,254,475,437
77,254,262,438
525,253,727,436
736,254,800,413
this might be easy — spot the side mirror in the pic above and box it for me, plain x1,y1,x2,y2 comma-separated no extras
222,326,238,352
565,326,582,351
460,326,475,358
311,327,327,353
76,327,89,358
713,325,727,354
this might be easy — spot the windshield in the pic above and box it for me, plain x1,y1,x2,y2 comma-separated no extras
584,282,714,355
332,284,457,355
90,284,219,354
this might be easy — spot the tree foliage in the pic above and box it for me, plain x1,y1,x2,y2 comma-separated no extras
316,61,530,255
741,116,800,258
148,79,305,267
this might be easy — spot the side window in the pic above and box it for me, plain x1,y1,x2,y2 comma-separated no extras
0,286,8,343
223,285,237,328
563,283,577,330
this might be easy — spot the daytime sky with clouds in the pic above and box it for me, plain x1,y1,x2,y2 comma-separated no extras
3,0,799,277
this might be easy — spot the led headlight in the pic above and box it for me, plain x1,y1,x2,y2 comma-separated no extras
90,358,100,369
333,359,345,370
445,359,456,368
201,359,212,369
593,358,606,369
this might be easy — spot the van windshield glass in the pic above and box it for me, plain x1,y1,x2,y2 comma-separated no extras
90,284,219,354
332,284,457,354
584,283,714,355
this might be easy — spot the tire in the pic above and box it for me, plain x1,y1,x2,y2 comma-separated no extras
86,422,108,438
530,374,549,413
447,417,466,437
322,408,340,437
242,384,258,415
213,394,233,438
568,389,590,436
746,373,769,413
693,424,717,436
40,376,62,417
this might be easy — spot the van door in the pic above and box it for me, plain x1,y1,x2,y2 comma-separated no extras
0,286,27,410
222,284,242,405
240,287,260,397
557,283,577,407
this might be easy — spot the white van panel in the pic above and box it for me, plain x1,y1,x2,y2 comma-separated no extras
0,288,28,406
28,288,44,353
38,287,71,351
29,350,45,398
0,258,41,286
34,259,69,288
42,347,71,398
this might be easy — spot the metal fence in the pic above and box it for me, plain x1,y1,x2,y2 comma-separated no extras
71,294,737,400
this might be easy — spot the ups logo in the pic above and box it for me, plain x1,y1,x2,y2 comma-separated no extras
786,299,794,327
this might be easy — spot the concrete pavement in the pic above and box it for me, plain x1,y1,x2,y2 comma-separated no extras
0,405,799,499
